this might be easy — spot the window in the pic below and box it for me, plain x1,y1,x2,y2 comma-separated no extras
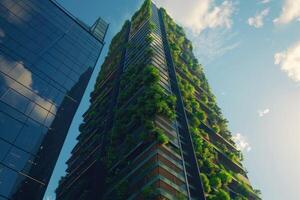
3,147,33,172
0,84,8,98
0,140,11,160
29,103,48,124
44,112,55,127
0,112,23,143
14,119,45,154
0,164,19,198
1,89,30,113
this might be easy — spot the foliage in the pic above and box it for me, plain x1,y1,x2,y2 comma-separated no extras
141,185,157,199
236,181,252,197
176,193,187,200
200,173,211,193
115,180,129,200
213,189,231,200
234,195,248,200
157,130,169,145
160,7,260,200
210,175,222,189
131,0,152,33
218,169,232,185
212,124,221,134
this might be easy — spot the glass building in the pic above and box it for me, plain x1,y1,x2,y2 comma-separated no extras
0,0,108,199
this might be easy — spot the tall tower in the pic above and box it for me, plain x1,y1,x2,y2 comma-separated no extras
57,1,260,199
0,0,108,199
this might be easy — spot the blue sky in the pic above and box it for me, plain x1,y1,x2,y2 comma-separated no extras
45,0,300,199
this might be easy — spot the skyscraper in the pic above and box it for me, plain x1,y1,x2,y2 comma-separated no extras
0,0,108,199
57,0,260,199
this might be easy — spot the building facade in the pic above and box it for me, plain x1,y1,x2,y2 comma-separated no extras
57,0,260,199
0,0,108,199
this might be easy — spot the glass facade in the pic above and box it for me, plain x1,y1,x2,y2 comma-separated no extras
0,0,108,199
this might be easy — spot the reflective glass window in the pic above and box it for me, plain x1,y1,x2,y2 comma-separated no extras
0,101,27,123
14,119,44,154
0,112,23,143
44,112,55,127
29,104,48,124
0,140,11,160
0,165,19,198
3,147,33,172
1,89,30,113
0,84,8,98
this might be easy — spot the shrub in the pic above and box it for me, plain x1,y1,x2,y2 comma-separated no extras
218,169,232,185
141,185,156,199
234,195,248,200
157,131,169,145
196,110,207,122
200,173,211,193
214,189,230,200
212,124,221,134
210,176,222,189
236,182,251,197
143,65,160,85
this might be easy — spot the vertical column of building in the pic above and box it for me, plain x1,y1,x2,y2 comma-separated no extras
159,7,260,200
101,1,191,199
158,7,207,200
55,22,129,200
149,3,191,199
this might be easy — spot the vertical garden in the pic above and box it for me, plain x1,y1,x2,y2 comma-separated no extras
161,8,260,200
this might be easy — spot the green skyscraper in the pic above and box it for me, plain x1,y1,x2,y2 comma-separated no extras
56,1,260,199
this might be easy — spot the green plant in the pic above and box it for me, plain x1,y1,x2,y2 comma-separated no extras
157,130,169,145
234,195,248,200
149,21,156,30
200,173,211,193
214,189,231,200
131,0,152,33
210,175,222,189
115,180,128,200
145,34,154,43
176,193,187,200
212,124,221,134
218,169,232,185
236,182,252,197
141,185,157,199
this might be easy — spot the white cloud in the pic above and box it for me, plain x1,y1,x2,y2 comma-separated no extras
248,8,270,28
189,29,240,63
274,0,300,24
154,0,237,62
2,1,31,24
274,42,300,82
258,108,270,117
0,58,56,123
221,91,227,96
233,133,252,152
155,0,235,34
260,0,271,4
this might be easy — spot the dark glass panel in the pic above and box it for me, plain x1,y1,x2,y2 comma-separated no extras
29,104,48,124
0,165,19,197
1,89,30,113
14,119,45,154
0,112,23,143
0,101,27,123
3,147,33,172
0,140,11,160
